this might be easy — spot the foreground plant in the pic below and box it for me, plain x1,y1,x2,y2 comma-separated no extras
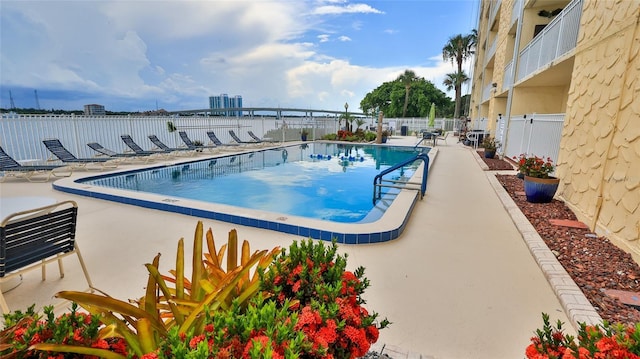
261,238,389,359
35,222,279,358
0,303,127,358
526,313,640,359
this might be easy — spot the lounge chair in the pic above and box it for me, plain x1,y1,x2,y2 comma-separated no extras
229,130,261,147
178,131,218,152
120,134,172,157
148,135,198,156
0,146,73,182
0,200,93,313
247,131,276,145
42,139,119,170
206,131,240,150
435,131,449,146
87,142,155,163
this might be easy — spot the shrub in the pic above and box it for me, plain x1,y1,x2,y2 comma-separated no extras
364,131,377,142
0,303,128,358
526,313,640,359
323,133,338,141
260,239,389,359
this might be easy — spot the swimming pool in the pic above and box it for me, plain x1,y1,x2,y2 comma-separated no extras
54,142,434,243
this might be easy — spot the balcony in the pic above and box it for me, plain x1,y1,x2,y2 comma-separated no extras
516,0,583,82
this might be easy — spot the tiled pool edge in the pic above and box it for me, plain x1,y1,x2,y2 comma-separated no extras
485,171,603,329
52,146,437,245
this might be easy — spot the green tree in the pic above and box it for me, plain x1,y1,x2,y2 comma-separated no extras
442,32,476,118
397,69,418,118
443,72,470,119
360,75,452,118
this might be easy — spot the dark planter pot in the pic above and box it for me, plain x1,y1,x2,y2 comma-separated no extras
524,176,560,203
484,149,496,158
301,134,308,141
381,136,388,143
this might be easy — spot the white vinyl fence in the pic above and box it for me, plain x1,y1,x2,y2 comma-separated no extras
0,114,337,162
497,113,565,164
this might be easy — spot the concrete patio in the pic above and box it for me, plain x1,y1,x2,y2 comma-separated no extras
1,134,583,358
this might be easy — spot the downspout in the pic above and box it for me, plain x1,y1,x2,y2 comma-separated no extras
589,10,640,232
501,0,524,159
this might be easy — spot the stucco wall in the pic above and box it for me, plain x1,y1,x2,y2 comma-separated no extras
557,0,640,251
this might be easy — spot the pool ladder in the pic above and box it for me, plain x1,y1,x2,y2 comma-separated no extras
373,153,429,205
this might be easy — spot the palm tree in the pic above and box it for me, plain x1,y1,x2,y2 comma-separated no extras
442,33,476,118
397,69,418,118
443,72,470,118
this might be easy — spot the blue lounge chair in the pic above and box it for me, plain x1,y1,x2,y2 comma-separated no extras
248,131,275,144
178,131,218,152
147,135,198,156
206,131,240,150
229,130,260,146
42,139,118,170
0,146,72,182
87,142,154,163
120,134,171,157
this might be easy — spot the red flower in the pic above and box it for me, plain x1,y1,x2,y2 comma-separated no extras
189,334,205,349
91,339,110,350
140,352,159,359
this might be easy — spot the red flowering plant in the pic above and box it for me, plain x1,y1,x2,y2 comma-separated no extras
337,130,353,140
155,295,306,359
513,154,555,178
0,303,128,358
259,239,389,359
526,313,640,359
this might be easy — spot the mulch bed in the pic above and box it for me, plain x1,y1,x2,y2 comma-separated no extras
476,150,515,170
478,152,640,324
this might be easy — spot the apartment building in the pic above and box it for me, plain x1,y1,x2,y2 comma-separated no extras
209,94,243,116
83,104,106,116
469,0,639,253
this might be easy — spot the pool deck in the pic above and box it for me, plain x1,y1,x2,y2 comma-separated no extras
0,134,593,358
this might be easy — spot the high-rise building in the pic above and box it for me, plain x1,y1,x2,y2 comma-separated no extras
209,93,242,116
470,0,639,246
84,104,105,116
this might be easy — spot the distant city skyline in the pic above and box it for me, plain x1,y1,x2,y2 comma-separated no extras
209,94,243,116
0,1,478,112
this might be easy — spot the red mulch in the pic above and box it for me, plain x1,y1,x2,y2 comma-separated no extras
494,174,640,325
476,150,515,170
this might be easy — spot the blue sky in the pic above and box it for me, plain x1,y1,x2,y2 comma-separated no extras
0,1,478,113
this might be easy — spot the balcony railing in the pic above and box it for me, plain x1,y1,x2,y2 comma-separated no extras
488,0,502,29
503,60,514,91
482,82,494,102
484,36,498,66
510,0,523,26
516,0,583,82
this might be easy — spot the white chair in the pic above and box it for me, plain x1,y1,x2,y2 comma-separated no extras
435,132,449,146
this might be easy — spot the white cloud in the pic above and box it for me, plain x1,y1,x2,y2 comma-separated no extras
312,3,384,15
0,0,464,111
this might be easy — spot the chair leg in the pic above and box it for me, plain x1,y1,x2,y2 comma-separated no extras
0,291,9,314
74,244,94,289
57,253,65,278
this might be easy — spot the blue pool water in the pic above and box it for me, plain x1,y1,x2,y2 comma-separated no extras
79,143,428,223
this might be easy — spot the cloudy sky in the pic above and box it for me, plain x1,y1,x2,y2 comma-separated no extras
0,0,478,113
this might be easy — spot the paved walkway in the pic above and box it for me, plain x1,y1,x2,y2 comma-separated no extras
0,134,596,358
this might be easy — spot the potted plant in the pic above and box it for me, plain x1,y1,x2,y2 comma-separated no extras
514,154,559,203
381,130,389,143
481,136,499,158
301,128,309,141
